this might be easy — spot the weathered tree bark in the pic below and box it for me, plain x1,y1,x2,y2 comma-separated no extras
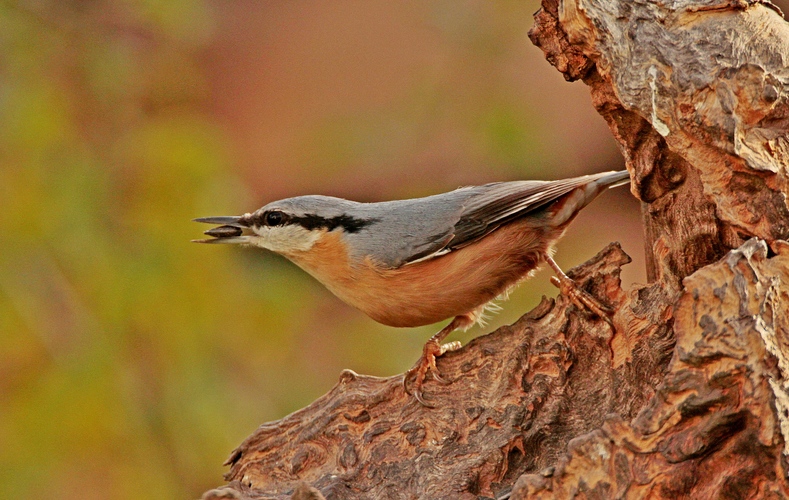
202,1,789,499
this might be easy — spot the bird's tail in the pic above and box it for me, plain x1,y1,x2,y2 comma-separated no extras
594,169,631,189
546,169,630,227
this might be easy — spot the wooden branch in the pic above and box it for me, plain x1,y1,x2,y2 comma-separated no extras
203,1,789,498
511,239,789,498
204,244,677,500
514,0,789,497
531,0,789,290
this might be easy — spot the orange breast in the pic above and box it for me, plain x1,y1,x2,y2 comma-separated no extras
286,222,560,328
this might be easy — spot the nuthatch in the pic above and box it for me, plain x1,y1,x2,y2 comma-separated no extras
195,170,630,405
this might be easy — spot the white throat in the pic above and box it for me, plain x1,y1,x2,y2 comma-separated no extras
248,224,322,254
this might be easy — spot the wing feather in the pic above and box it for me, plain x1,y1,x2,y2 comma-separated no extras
402,171,625,265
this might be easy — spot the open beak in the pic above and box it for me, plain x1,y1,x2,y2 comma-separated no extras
192,216,251,244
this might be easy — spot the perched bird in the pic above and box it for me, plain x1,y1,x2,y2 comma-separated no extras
194,170,630,405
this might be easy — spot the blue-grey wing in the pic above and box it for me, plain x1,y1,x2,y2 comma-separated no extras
398,171,628,265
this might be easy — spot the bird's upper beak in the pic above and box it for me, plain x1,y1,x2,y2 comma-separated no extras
192,216,252,244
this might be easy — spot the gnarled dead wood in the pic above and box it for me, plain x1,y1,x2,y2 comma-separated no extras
512,239,789,498
530,0,789,291
204,244,675,500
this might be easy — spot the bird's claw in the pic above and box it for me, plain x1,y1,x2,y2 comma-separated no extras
412,387,434,408
544,254,615,325
550,275,614,325
430,370,448,384
403,339,461,406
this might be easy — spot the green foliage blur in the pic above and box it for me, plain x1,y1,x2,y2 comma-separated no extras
0,1,644,498
0,2,259,497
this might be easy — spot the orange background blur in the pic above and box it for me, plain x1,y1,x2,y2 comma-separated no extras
6,1,778,498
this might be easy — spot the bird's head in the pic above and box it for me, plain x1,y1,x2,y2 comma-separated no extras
193,195,374,256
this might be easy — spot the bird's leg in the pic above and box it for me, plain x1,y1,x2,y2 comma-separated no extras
545,254,614,320
403,315,468,407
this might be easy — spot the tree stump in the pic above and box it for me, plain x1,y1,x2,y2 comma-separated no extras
202,1,789,498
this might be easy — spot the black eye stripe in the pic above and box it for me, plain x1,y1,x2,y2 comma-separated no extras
291,214,379,233
253,211,378,233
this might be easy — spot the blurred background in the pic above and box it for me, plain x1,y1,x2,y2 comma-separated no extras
7,0,765,497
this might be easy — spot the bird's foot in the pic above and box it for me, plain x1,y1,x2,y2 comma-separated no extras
550,274,614,323
545,254,614,324
403,339,462,407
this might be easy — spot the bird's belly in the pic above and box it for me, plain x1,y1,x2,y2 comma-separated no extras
287,221,555,328
355,257,540,327
336,224,550,328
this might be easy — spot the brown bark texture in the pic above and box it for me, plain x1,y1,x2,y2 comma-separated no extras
202,1,789,499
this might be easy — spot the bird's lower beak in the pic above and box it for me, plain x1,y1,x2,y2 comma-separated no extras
192,216,252,244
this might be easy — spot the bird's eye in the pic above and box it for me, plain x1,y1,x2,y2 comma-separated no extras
264,211,287,226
